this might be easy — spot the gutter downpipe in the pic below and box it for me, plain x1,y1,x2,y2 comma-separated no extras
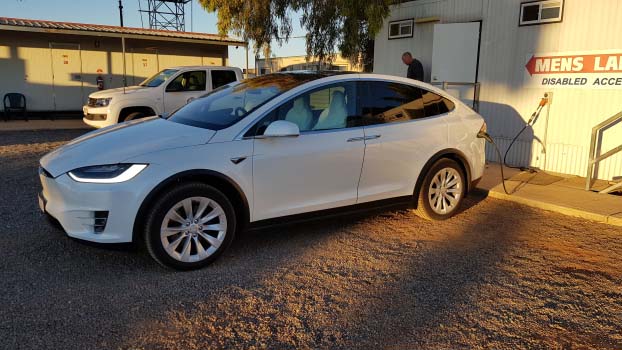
119,0,127,93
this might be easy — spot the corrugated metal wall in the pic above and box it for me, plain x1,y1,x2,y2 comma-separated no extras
0,32,228,112
374,0,622,180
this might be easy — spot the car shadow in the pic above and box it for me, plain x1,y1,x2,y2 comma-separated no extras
337,192,523,348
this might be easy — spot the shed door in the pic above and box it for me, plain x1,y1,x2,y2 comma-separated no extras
50,43,84,111
431,22,481,83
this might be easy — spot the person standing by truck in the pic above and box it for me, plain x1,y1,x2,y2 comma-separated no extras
402,52,424,81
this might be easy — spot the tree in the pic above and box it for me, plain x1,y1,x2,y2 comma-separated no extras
199,0,393,70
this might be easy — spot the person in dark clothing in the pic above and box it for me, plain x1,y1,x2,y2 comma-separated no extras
402,52,424,81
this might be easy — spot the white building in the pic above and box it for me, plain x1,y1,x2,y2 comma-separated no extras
255,55,362,75
373,0,622,181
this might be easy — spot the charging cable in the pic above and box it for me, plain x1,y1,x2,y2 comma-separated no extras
477,130,511,195
476,93,550,195
503,94,549,170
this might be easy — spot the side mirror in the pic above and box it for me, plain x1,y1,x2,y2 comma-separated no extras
158,112,169,119
261,120,300,138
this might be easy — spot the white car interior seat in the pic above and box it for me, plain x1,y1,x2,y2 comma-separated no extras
285,97,314,131
314,91,347,130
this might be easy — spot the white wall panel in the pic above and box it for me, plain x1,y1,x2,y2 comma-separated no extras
376,0,622,180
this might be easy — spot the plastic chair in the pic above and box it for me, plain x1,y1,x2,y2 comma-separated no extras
3,93,27,121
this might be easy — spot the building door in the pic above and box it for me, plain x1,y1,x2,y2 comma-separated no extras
50,43,84,111
431,22,481,84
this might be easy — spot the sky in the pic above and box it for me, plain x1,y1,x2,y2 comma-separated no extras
3,0,309,69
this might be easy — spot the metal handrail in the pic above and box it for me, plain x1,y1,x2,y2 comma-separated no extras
431,81,481,112
585,110,622,191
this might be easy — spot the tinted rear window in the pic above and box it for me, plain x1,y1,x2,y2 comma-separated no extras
211,70,238,89
422,90,455,117
360,81,426,126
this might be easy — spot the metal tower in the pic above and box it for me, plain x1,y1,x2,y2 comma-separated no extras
139,0,191,32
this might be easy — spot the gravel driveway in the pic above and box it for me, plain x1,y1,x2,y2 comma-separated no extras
0,129,621,350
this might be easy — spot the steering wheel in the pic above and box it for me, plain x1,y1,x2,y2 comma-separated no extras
234,107,247,117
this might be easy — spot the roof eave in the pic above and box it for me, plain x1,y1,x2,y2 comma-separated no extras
0,24,247,47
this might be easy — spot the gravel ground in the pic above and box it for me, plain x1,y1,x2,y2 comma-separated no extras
0,129,621,350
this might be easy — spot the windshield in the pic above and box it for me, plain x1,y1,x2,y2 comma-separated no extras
168,73,324,130
139,69,179,87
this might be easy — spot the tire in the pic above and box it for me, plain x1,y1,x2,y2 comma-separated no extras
121,111,146,122
143,182,237,270
414,158,466,221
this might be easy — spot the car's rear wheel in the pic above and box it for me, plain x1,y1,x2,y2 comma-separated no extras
144,182,236,270
414,158,465,220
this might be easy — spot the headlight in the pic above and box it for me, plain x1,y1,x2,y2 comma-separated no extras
92,98,112,107
68,164,147,183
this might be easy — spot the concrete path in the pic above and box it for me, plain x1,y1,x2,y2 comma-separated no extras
477,163,622,227
0,119,88,131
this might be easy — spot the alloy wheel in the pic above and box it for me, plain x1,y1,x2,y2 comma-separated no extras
160,196,227,263
428,167,462,215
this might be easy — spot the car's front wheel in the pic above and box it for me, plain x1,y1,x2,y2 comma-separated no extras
122,111,146,122
414,158,466,220
144,183,236,270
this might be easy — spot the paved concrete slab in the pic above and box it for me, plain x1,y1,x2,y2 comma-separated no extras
477,163,622,227
0,119,89,131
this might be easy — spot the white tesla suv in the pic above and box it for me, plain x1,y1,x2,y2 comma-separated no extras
39,72,486,270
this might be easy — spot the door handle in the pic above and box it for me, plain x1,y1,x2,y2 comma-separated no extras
364,134,381,140
347,137,365,142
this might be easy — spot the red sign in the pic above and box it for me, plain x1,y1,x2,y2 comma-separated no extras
526,54,622,76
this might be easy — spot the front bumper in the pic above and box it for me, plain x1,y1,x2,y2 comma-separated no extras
83,105,113,129
38,166,153,243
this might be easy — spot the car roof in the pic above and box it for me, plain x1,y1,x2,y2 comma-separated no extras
257,70,358,80
168,66,242,70
282,70,358,75
260,71,456,100
238,71,459,106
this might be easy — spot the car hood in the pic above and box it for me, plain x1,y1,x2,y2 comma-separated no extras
89,86,151,98
41,117,215,177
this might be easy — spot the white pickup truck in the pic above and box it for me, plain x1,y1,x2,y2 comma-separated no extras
82,66,243,128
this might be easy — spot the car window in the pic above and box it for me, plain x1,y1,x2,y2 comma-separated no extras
360,81,454,125
186,71,207,91
166,71,207,92
359,81,425,126
443,96,455,112
422,89,454,117
246,81,359,136
211,70,238,89
139,69,179,87
309,86,345,111
168,73,325,130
